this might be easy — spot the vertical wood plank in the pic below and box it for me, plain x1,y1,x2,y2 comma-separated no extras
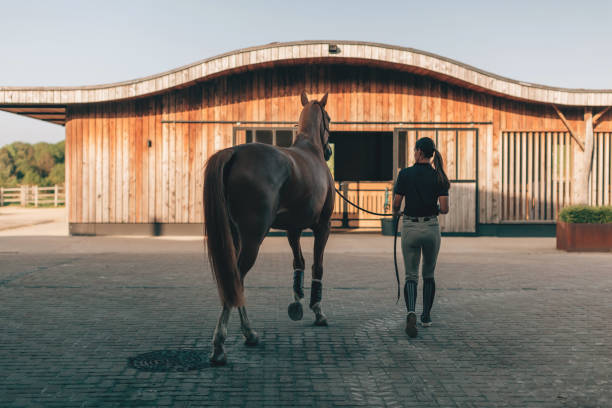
95,104,103,223
109,104,116,223
565,132,571,208
526,131,533,219
510,130,517,221
174,91,183,224
545,132,552,219
88,105,96,223
65,112,72,223
538,132,546,220
561,132,567,209
534,132,540,220
154,97,161,222
115,103,123,223
552,132,558,219
141,100,149,223
520,131,526,220
183,89,191,223
501,131,507,220
189,88,197,224
129,101,137,223
122,101,130,223
69,109,77,223
604,133,610,205
148,98,155,223
76,108,83,223
597,132,604,206
166,93,174,223
102,103,110,223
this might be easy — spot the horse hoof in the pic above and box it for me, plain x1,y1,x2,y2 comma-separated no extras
244,331,259,347
288,301,304,321
209,351,227,366
314,315,328,326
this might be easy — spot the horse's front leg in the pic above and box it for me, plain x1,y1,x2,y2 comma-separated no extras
310,222,330,326
287,229,306,321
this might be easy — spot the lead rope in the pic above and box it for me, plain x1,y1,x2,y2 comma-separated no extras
333,186,402,303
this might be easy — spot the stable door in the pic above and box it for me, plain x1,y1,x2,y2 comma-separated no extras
393,128,478,234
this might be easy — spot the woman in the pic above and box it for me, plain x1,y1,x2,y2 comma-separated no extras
392,137,450,338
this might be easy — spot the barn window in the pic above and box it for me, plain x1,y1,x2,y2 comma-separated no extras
234,127,296,147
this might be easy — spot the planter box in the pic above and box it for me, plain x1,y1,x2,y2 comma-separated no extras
556,221,612,252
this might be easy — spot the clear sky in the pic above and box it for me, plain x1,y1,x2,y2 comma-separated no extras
2,0,611,146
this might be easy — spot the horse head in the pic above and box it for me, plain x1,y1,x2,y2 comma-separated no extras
299,91,332,161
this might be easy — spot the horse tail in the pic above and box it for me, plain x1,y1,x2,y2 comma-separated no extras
203,148,244,308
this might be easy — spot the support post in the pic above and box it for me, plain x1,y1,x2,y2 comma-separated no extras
573,109,595,205
0,187,3,207
20,185,27,207
54,185,58,207
552,105,585,151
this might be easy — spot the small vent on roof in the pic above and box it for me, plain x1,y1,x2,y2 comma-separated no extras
328,44,341,54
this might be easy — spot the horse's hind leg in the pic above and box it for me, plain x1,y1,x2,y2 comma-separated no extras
310,222,330,326
238,306,258,346
236,235,263,346
210,304,232,366
287,229,306,321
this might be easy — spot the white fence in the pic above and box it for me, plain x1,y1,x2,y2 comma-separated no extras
0,185,65,207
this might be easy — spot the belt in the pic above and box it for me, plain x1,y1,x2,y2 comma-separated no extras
406,216,436,222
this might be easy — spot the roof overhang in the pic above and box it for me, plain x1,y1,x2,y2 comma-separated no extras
2,40,611,126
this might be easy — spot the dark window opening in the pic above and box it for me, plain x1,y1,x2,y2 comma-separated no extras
329,131,393,181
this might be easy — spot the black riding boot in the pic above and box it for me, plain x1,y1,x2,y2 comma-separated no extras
404,280,418,313
404,280,418,338
421,278,436,326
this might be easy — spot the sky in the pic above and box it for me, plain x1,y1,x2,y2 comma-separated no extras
2,0,612,146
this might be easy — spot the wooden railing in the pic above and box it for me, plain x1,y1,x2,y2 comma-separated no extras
332,181,393,229
0,185,65,207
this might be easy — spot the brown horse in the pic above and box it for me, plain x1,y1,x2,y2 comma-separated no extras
204,91,334,365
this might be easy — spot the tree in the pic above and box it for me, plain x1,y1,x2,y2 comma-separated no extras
0,140,65,187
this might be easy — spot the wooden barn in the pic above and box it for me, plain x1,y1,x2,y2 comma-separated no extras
1,41,611,235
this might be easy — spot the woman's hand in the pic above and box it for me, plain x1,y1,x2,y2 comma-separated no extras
438,196,449,214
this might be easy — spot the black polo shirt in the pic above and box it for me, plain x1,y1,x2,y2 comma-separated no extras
394,163,449,217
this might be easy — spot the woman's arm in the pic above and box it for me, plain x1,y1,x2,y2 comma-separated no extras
438,196,449,214
392,194,404,217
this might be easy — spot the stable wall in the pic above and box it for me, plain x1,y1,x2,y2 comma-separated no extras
64,64,612,230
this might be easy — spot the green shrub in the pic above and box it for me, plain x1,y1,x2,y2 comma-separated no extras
559,205,612,224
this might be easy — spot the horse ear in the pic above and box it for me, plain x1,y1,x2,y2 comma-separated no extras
319,93,328,108
301,91,309,106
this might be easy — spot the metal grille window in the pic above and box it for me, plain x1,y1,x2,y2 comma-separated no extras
234,127,296,147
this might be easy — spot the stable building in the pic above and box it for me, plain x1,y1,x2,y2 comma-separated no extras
1,40,611,235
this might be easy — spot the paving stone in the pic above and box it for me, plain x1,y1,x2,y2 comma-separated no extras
0,236,610,407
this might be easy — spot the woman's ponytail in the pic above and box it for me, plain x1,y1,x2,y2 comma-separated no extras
433,149,451,191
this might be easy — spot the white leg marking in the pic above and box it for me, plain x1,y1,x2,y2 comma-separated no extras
238,306,259,345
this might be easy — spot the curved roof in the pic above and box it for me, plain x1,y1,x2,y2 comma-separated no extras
2,40,611,125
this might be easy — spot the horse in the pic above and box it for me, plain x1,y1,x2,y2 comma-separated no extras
203,91,335,365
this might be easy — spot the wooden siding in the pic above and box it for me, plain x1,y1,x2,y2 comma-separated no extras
590,132,612,206
501,132,574,221
64,64,612,226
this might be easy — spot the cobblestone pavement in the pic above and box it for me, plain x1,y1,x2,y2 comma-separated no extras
0,235,611,407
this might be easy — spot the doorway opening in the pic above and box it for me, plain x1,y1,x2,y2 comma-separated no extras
328,131,393,182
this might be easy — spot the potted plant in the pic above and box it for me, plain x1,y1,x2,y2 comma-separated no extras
557,205,612,252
